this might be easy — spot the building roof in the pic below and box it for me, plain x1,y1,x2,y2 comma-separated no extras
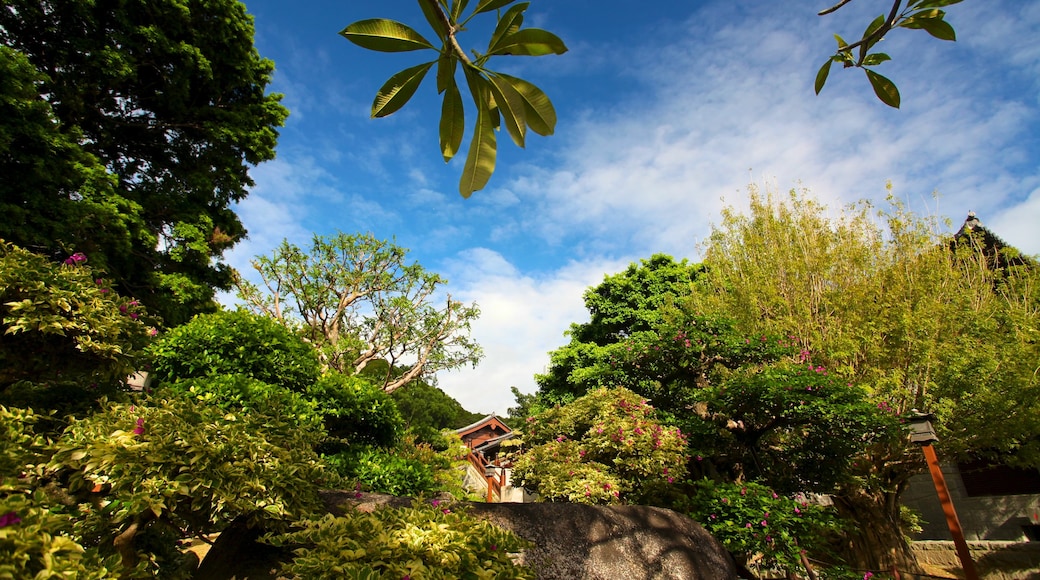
454,414,512,438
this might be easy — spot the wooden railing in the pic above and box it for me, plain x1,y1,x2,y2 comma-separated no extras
465,451,506,502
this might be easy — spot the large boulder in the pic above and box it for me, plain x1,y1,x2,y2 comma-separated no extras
194,492,739,580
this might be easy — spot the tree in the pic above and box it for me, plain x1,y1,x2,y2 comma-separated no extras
0,0,288,325
391,380,484,441
342,1,967,195
235,232,483,393
697,188,1040,569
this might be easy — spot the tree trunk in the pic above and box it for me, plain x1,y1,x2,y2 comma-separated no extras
831,489,921,575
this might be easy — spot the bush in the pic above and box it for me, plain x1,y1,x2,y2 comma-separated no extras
147,309,320,392
512,387,688,505
0,242,153,416
308,373,403,449
48,397,328,577
162,374,323,435
264,500,534,580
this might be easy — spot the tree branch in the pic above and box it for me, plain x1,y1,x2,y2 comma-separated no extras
818,0,857,16
420,0,472,64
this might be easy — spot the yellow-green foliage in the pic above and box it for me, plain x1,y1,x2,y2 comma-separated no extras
265,501,534,580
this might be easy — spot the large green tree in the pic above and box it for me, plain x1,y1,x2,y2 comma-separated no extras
235,232,483,393
0,0,288,325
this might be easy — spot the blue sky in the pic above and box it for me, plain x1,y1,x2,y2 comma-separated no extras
228,0,1040,414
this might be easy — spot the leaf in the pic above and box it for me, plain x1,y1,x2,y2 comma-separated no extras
488,29,568,56
493,72,555,136
460,67,497,197
865,69,900,108
486,72,527,147
436,52,457,94
861,52,892,66
901,11,956,41
440,79,465,162
909,0,964,8
815,60,833,95
862,14,887,41
487,2,529,54
372,62,435,118
340,19,436,52
474,0,517,15
834,34,848,49
450,0,470,22
418,0,449,40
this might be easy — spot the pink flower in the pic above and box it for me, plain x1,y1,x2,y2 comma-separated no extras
132,418,145,435
863,573,874,580
745,523,752,528
760,520,768,527
490,545,497,551
442,508,451,514
0,512,21,528
63,252,87,265
431,499,440,507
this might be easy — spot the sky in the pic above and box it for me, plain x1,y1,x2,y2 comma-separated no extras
227,0,1040,415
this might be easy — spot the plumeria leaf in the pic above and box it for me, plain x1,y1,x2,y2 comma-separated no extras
418,0,449,40
440,79,465,162
487,2,528,55
450,0,470,22
474,0,517,15
815,59,833,95
865,69,900,108
834,33,848,49
493,72,556,136
460,66,497,197
861,52,891,66
901,11,956,41
488,29,568,56
486,72,527,147
436,52,457,94
909,0,963,8
340,19,436,52
372,62,435,118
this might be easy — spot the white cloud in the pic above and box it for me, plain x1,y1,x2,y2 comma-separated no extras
433,250,631,415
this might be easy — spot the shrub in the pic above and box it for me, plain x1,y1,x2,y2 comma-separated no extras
264,500,534,580
147,309,320,392
0,242,152,416
512,387,688,504
49,397,328,577
308,373,403,449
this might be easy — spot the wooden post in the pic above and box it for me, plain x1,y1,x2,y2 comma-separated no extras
921,443,979,580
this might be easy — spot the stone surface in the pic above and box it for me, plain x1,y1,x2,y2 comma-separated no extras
193,492,739,580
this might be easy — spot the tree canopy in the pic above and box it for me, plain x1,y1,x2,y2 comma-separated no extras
235,232,483,393
0,0,288,325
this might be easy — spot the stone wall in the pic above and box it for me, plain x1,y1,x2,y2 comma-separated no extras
912,541,1040,580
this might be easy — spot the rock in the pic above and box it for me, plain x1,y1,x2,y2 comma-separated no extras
194,492,739,580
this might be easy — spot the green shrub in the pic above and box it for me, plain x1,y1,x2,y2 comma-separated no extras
0,242,153,416
680,479,845,576
308,373,403,449
147,309,320,392
49,397,328,577
324,447,437,497
264,501,534,580
162,374,323,435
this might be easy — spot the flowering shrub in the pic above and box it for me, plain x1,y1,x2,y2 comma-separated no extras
0,242,152,415
264,500,534,580
324,433,470,499
0,406,117,577
682,479,844,576
48,397,328,577
512,387,687,505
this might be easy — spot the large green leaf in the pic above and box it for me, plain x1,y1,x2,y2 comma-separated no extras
493,72,555,136
439,79,465,162
486,72,527,147
909,0,964,8
450,0,470,22
865,69,900,108
900,10,956,41
372,62,435,118
488,29,568,56
340,19,436,52
474,0,517,15
418,0,449,40
436,52,457,94
815,59,833,95
460,67,497,197
861,52,891,66
487,2,529,55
